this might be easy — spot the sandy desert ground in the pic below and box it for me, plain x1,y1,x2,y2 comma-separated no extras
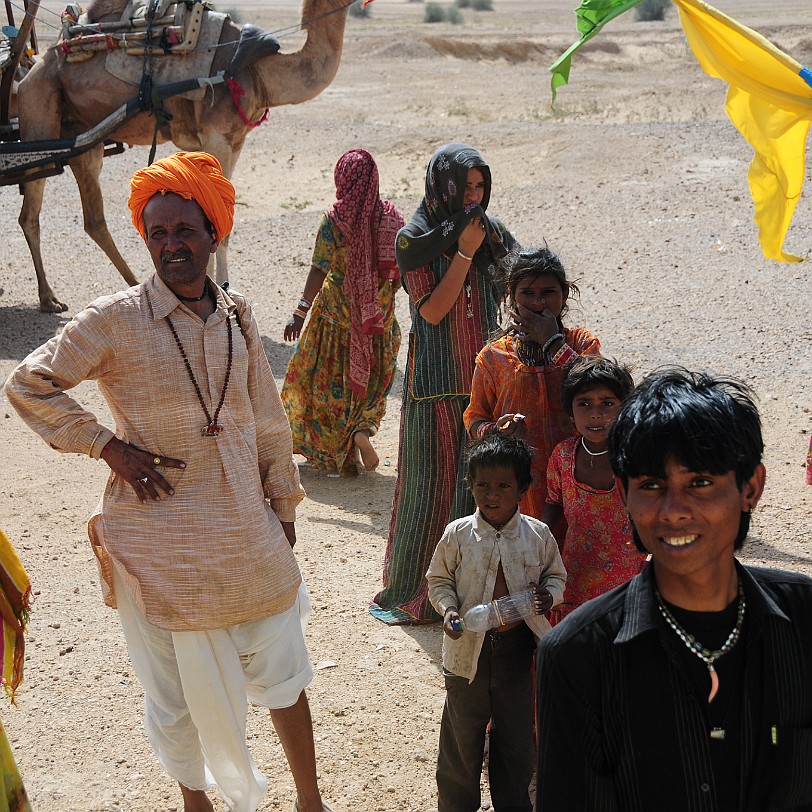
0,0,811,809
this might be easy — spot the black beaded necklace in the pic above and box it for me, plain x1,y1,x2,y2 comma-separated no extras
166,311,233,437
174,278,211,302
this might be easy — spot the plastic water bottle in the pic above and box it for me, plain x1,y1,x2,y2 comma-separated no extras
463,588,536,632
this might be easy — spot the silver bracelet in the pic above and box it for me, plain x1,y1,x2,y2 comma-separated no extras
542,332,564,354
297,297,311,311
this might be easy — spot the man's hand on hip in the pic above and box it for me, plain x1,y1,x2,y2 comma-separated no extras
100,437,186,503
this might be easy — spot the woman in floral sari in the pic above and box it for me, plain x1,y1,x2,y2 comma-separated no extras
282,149,405,475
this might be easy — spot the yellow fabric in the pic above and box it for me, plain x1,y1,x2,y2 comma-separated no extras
673,0,812,262
0,532,29,702
0,720,31,812
0,723,31,812
128,151,236,241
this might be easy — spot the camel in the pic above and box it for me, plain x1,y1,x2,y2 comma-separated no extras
15,0,349,311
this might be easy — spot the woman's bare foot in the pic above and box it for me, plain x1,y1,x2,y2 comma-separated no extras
353,430,379,470
179,784,214,812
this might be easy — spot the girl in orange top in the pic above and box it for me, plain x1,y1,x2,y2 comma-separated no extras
463,246,600,523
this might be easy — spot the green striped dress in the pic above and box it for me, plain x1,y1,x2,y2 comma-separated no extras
370,220,515,624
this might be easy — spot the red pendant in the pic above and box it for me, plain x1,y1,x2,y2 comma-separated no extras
202,423,224,437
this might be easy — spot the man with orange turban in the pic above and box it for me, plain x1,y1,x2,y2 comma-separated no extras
128,150,236,242
6,152,334,812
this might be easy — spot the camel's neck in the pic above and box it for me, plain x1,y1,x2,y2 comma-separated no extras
251,0,347,108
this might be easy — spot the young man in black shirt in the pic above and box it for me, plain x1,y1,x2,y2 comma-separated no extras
536,367,812,812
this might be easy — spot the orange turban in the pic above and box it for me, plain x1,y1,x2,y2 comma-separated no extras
128,151,236,240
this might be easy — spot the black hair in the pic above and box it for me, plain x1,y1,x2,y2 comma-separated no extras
499,245,579,317
561,356,634,416
466,433,533,492
609,366,763,551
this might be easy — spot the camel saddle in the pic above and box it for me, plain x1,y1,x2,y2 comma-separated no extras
56,2,280,101
58,0,219,61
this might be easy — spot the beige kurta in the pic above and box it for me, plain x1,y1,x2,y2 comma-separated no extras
5,275,305,631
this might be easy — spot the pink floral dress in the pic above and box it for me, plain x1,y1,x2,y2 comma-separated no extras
546,436,647,623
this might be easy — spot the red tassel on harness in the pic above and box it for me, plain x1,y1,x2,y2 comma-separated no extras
225,76,269,128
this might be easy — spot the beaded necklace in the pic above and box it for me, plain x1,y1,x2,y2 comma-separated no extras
655,579,745,703
513,336,546,367
166,311,233,437
174,278,211,302
175,288,209,302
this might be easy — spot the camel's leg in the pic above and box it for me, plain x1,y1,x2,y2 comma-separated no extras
214,232,232,288
200,134,244,289
19,177,68,313
69,147,139,289
17,59,70,313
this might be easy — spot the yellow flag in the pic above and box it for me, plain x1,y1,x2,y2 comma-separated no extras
674,0,812,262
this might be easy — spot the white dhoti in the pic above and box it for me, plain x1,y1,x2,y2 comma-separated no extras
113,568,313,812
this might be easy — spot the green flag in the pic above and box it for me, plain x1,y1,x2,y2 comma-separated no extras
550,0,645,102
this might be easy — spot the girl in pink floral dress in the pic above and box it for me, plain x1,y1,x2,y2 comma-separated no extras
543,357,647,623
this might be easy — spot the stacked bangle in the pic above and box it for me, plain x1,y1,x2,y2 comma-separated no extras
457,249,474,263
293,296,311,321
541,332,564,355
552,344,576,366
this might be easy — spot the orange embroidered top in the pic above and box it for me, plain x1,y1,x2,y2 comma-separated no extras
463,329,601,520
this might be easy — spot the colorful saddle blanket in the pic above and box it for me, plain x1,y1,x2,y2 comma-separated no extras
57,1,226,99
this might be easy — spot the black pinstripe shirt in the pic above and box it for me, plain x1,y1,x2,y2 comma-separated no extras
536,562,812,812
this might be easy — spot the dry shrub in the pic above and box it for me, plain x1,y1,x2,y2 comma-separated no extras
349,0,370,17
424,2,445,22
635,0,670,21
447,5,463,23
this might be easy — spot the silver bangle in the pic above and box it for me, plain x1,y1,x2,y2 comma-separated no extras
457,249,474,263
542,333,564,354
